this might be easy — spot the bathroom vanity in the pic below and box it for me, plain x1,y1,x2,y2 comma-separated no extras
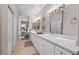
29,31,79,55
30,4,79,55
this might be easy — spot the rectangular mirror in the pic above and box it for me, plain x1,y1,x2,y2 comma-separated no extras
50,10,63,34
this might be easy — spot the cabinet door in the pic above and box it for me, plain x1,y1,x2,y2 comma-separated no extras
35,36,44,55
12,15,17,50
30,34,45,55
39,39,45,55
30,33,55,55
30,33,36,45
30,33,41,54
45,42,54,55
30,33,35,43
37,37,54,55
41,39,54,55
55,46,72,55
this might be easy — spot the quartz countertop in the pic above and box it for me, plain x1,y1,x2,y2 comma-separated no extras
30,30,79,54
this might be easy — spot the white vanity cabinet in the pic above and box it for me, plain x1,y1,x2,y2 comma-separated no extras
30,33,38,48
55,46,72,55
33,35,44,54
30,33,46,54
44,42,55,55
30,32,75,55
36,37,55,55
30,33,44,54
30,33,55,55
40,39,55,55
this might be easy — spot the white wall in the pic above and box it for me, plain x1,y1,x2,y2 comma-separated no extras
28,16,33,31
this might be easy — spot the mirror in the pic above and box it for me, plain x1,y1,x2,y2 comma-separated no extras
33,20,40,31
50,10,63,34
36,20,40,30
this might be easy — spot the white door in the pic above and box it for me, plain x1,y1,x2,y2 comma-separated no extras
8,8,13,54
12,15,17,50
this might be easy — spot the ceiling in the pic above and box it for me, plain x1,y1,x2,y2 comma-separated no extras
16,4,47,16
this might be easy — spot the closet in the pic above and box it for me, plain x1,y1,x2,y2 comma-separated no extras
8,6,13,54
8,6,17,54
12,15,17,50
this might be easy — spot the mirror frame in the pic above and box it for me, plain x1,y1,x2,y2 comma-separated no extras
49,10,63,34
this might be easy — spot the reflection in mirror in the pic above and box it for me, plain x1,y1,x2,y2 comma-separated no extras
36,20,40,30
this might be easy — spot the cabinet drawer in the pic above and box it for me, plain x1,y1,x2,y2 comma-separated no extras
55,46,72,55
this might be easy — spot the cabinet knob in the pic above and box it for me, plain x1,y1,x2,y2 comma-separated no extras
60,52,63,55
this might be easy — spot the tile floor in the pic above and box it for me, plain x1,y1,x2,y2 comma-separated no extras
12,40,38,55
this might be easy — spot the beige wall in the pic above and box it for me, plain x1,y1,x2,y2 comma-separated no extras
0,5,1,54
35,5,56,32
0,4,18,54
63,4,79,38
0,5,8,54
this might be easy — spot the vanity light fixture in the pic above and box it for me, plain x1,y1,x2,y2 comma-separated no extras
48,5,64,15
